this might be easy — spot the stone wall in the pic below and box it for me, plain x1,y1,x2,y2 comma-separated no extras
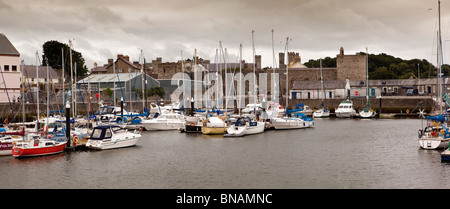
336,48,366,81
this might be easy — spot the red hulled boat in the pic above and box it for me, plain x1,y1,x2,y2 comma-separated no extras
12,138,67,158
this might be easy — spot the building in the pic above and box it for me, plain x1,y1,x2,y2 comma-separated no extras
21,65,60,85
76,73,160,102
91,54,141,75
0,34,21,103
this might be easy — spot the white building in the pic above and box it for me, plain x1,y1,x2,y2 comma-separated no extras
0,34,21,103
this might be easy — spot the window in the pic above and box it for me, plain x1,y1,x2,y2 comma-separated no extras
118,68,123,73
90,128,103,139
105,128,112,138
3,65,9,71
11,65,17,71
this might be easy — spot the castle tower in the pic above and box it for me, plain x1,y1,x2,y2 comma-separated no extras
336,47,366,80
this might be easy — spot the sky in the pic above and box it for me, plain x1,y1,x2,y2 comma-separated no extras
0,0,448,70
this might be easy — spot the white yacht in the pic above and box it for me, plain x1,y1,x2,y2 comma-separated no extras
225,116,264,136
141,113,185,131
313,108,330,118
86,125,142,150
242,103,261,114
335,100,357,118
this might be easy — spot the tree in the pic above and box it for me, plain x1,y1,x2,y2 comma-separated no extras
104,87,113,98
42,40,88,77
369,67,397,79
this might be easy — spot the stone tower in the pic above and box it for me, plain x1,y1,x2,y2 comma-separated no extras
336,47,366,81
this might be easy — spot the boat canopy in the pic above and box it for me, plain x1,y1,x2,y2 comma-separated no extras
425,114,445,123
90,125,119,140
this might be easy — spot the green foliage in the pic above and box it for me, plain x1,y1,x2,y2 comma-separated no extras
148,87,165,98
304,52,448,80
104,87,113,98
42,40,88,77
134,87,165,99
304,57,336,68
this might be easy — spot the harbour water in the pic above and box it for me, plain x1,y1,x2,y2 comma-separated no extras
1,118,450,189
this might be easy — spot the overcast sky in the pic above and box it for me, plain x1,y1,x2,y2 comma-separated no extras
1,0,448,70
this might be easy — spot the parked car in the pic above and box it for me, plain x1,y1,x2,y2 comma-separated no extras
406,89,418,96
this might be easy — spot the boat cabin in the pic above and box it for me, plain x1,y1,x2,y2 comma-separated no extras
90,125,124,140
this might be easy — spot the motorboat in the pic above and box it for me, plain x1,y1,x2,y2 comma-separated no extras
183,116,203,133
313,108,330,118
0,128,24,156
0,136,23,156
272,113,313,130
201,116,228,135
225,116,264,137
335,100,357,118
85,125,142,150
141,113,185,131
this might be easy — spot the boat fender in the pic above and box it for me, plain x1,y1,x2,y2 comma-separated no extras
418,130,422,139
190,122,195,127
73,135,79,145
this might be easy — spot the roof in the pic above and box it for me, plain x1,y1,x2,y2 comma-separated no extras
77,73,159,86
105,57,139,70
0,34,19,56
91,66,107,72
21,65,59,79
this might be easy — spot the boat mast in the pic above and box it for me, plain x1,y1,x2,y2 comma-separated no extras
21,60,25,124
252,30,257,106
69,40,74,118
320,58,325,107
141,49,145,113
35,51,39,132
239,43,243,116
272,29,276,103
285,37,289,110
61,47,64,119
366,47,369,107
438,0,442,114
46,56,49,134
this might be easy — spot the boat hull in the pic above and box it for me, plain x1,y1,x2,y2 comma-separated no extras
418,138,449,150
313,110,330,118
442,149,450,162
201,127,227,135
12,142,67,158
0,142,13,156
86,137,140,150
335,111,354,118
359,111,376,118
226,122,265,136
142,122,184,131
272,118,312,130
